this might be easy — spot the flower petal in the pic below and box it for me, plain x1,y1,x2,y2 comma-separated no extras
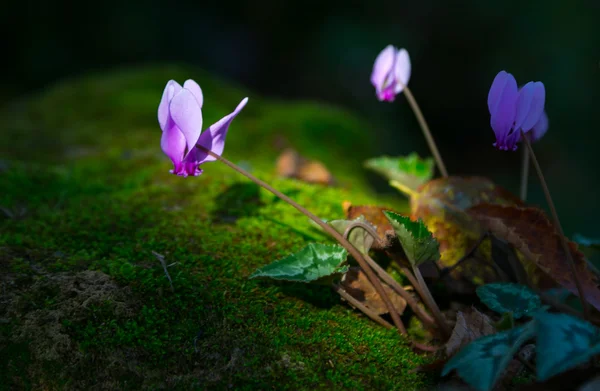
393,48,411,93
530,111,549,142
169,88,203,159
189,97,249,165
371,45,396,92
514,81,545,131
158,80,182,131
488,71,518,147
183,79,204,109
161,124,186,169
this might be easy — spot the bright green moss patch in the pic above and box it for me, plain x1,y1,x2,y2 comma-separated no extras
0,66,429,390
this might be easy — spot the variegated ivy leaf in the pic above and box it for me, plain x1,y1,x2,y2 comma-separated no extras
384,211,440,266
476,283,543,319
534,312,600,381
442,321,535,391
249,243,348,284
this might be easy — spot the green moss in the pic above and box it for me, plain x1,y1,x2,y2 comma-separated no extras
0,66,431,390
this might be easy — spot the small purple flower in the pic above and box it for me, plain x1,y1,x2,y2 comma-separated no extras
487,71,546,151
371,45,411,102
158,79,248,176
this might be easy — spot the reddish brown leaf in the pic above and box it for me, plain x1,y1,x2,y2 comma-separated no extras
468,204,600,311
276,148,335,185
296,161,333,185
410,176,523,282
340,267,407,315
343,202,406,249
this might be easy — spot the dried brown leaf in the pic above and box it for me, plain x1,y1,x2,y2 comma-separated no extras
340,267,407,315
468,204,600,311
276,148,300,177
296,161,333,185
445,308,495,357
276,148,335,185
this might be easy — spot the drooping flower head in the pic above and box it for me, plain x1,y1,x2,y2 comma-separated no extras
487,71,547,151
371,45,411,102
158,79,248,176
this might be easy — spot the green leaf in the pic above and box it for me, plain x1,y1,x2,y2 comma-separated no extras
327,216,375,255
364,153,434,192
383,211,440,266
442,322,535,391
476,283,543,319
534,312,600,381
249,243,348,283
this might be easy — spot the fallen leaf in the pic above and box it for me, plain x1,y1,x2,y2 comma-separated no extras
410,176,523,282
276,148,300,177
340,267,407,315
296,161,333,185
468,204,600,312
445,308,495,357
276,148,335,185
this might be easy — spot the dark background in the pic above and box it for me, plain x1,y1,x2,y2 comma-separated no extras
3,0,599,236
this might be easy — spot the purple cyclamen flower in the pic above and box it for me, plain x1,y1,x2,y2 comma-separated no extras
487,71,546,151
371,45,411,102
158,79,248,177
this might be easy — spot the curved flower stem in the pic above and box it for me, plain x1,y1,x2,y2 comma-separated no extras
342,221,382,243
402,86,448,178
342,222,436,328
199,146,407,334
520,132,590,322
520,146,530,201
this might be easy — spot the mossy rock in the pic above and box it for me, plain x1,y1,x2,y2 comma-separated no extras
0,65,429,390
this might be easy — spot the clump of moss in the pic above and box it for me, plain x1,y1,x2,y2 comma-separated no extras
0,66,430,390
